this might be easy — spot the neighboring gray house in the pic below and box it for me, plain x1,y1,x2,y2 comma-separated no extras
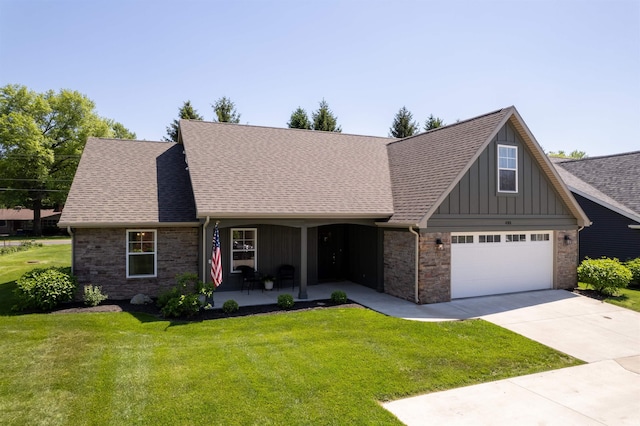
59,106,589,302
0,208,61,236
553,152,640,261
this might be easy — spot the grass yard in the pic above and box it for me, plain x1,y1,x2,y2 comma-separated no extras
577,282,640,312
0,245,582,425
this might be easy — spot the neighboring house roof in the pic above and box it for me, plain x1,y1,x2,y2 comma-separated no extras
179,120,396,219
59,138,197,227
0,208,59,220
387,106,589,227
553,152,640,224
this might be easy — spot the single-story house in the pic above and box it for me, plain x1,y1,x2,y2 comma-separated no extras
59,106,590,302
0,208,61,236
553,152,639,261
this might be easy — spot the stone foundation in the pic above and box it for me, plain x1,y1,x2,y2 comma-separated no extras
418,231,451,304
383,229,416,302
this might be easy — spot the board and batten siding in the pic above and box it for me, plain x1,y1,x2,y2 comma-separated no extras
429,122,577,231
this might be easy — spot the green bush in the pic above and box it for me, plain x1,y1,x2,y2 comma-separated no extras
160,294,201,318
14,267,77,311
330,290,348,304
0,240,43,256
577,257,632,296
625,258,640,286
222,299,239,314
277,294,295,309
157,287,181,309
83,285,108,307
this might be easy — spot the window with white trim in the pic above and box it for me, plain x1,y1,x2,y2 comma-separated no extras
126,230,157,278
231,228,257,272
506,234,526,242
498,144,518,193
451,235,474,244
479,234,501,243
531,233,550,241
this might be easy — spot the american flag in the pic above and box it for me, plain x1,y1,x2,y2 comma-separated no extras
211,223,223,286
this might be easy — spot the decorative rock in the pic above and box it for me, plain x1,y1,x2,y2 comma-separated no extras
130,294,153,305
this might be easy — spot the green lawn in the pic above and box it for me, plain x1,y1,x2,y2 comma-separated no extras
578,282,640,312
0,245,582,425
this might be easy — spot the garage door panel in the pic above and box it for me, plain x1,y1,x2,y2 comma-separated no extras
451,232,553,299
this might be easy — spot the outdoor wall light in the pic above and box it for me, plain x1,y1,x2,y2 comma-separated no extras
435,238,444,250
564,235,572,245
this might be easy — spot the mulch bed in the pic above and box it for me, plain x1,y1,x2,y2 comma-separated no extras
49,299,363,321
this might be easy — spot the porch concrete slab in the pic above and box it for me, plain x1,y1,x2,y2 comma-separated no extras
383,360,640,426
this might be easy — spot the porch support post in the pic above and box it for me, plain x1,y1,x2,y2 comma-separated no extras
298,225,308,299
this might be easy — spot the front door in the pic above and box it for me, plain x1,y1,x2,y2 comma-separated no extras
317,225,347,281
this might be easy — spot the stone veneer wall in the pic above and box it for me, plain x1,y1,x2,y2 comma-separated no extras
418,231,451,304
383,229,416,302
73,227,199,300
555,229,579,290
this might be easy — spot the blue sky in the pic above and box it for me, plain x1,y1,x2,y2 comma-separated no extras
1,0,638,156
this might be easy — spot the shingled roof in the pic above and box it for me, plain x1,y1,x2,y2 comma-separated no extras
386,108,511,224
59,138,197,227
179,120,395,219
554,152,640,222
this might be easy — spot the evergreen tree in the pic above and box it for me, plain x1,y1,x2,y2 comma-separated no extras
212,96,240,123
424,114,445,130
287,107,311,129
164,100,203,142
389,106,419,138
311,99,341,132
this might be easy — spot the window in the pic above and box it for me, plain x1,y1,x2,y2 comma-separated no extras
451,235,474,244
0,220,6,227
127,230,156,278
231,228,257,272
498,144,518,193
479,234,501,243
531,233,550,242
506,234,526,242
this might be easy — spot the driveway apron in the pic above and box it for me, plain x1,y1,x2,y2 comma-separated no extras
368,290,640,426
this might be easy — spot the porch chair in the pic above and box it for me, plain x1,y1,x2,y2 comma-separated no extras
277,264,295,291
236,265,263,294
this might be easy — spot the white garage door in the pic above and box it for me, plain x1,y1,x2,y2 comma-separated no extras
451,231,553,299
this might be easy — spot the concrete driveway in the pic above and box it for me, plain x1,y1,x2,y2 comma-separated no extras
374,290,640,426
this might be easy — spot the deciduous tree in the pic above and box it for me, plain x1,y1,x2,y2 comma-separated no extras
548,150,588,159
389,106,419,138
0,84,135,235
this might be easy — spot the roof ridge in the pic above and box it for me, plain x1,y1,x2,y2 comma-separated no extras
386,106,510,146
180,119,397,141
558,150,640,164
89,137,168,144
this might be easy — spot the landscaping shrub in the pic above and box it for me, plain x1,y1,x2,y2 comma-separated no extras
577,257,632,296
222,299,239,314
277,294,295,309
625,258,640,286
0,240,43,256
14,267,77,311
330,290,348,304
83,285,108,307
157,287,181,309
160,294,201,318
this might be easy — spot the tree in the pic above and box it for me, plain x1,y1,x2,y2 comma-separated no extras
424,114,445,130
0,84,135,235
548,150,588,159
107,119,137,139
164,100,203,142
212,96,240,123
287,107,311,130
389,106,419,138
311,99,341,132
